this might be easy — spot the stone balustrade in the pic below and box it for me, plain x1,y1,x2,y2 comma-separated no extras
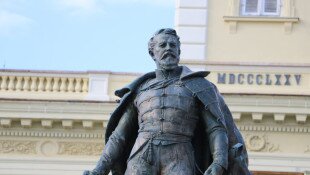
0,69,115,101
0,75,88,93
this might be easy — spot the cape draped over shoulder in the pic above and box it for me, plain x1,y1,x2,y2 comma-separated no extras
105,66,249,175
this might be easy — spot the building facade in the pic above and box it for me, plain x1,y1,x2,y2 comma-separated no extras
175,0,310,174
0,0,309,175
0,70,138,175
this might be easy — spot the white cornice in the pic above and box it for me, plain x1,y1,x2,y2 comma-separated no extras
0,99,116,121
249,153,310,173
180,60,310,72
238,125,310,133
0,157,98,175
0,95,309,127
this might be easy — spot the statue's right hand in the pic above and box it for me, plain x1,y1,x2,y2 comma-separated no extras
204,163,224,175
83,170,99,175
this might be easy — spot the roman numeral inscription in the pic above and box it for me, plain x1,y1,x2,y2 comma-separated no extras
217,73,302,86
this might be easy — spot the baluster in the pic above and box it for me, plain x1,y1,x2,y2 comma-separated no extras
45,77,52,91
52,77,60,92
30,77,38,91
8,76,15,91
38,77,45,92
1,76,8,90
75,78,82,93
82,78,88,92
67,78,74,92
60,78,67,92
23,77,30,91
15,77,23,91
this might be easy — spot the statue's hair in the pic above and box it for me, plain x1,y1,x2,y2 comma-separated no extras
148,28,181,57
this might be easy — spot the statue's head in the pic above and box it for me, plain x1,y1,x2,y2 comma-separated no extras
148,28,181,70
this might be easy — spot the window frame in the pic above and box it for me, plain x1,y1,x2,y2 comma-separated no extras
241,0,281,16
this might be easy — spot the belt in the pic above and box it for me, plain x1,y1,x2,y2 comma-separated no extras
138,132,191,165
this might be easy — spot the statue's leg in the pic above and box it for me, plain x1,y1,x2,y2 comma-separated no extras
160,143,195,175
125,144,158,175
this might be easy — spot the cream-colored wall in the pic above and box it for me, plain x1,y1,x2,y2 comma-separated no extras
207,0,310,65
205,64,310,96
108,73,140,101
176,0,310,96
176,0,310,174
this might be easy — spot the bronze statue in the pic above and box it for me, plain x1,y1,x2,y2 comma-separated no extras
84,28,250,175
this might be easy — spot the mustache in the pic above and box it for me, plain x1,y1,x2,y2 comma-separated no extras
161,52,177,60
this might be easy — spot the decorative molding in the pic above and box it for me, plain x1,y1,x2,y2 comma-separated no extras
0,157,98,174
246,135,266,151
252,113,263,122
232,112,241,121
245,134,281,153
41,120,53,128
58,142,103,156
21,119,32,128
274,113,285,123
0,70,118,101
180,60,310,69
0,75,88,93
224,95,310,123
0,140,104,157
62,120,73,129
38,141,59,156
228,21,237,34
223,16,299,34
0,100,115,120
249,152,310,173
83,121,94,129
0,119,11,127
0,96,308,131
0,130,104,139
238,125,310,133
296,114,307,124
284,21,293,34
223,16,299,22
0,140,37,154
0,117,108,130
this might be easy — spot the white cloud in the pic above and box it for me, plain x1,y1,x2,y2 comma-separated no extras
0,10,34,36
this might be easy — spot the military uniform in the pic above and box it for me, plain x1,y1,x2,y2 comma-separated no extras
121,67,226,174
89,67,228,175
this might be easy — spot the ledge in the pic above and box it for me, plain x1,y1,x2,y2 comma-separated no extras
223,16,299,34
181,60,310,68
249,153,310,173
223,16,299,22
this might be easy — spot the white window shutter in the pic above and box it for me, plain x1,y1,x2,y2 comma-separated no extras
263,0,280,15
243,0,260,15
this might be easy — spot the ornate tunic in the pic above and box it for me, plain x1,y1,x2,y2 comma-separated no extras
134,67,200,145
87,66,249,175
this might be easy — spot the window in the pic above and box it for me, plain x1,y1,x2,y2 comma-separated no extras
241,0,281,16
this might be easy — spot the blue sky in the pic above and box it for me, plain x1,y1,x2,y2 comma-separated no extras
0,0,175,73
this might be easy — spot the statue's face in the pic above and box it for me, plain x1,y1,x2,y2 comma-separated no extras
152,34,180,70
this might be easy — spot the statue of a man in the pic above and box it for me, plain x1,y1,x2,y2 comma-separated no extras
84,28,250,175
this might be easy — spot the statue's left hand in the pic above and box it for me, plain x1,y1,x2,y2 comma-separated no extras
204,163,224,175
